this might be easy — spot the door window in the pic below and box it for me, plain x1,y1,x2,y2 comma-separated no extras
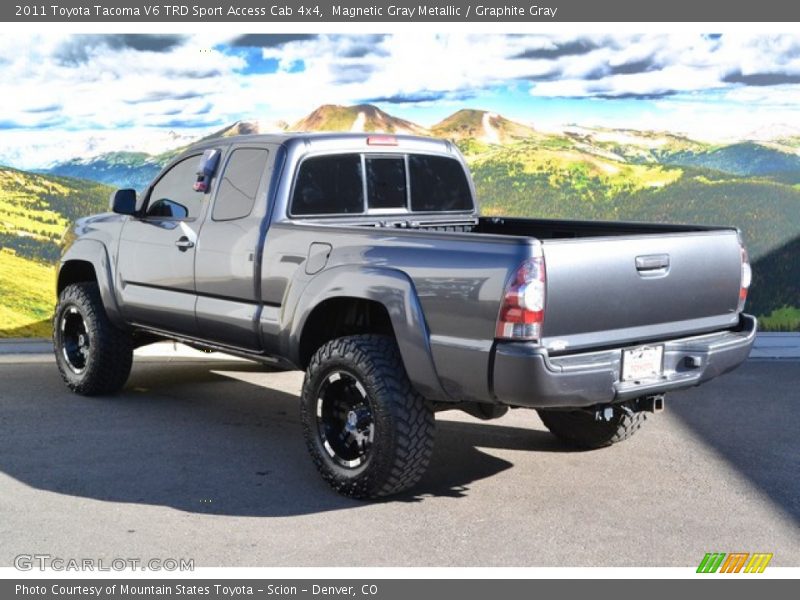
146,155,204,219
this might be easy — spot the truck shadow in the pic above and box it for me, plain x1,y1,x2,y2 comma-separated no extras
0,359,568,517
667,361,800,524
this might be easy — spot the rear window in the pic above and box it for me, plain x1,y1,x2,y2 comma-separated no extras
409,154,473,212
366,157,407,209
291,153,472,216
291,154,364,215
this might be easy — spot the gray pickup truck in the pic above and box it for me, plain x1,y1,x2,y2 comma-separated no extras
54,133,756,498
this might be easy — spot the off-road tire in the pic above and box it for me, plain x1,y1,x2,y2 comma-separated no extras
53,282,133,395
537,404,647,449
300,334,435,499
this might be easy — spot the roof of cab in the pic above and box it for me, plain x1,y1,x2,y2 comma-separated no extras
185,131,453,152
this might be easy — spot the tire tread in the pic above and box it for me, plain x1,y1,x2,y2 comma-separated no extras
300,334,435,498
538,405,647,449
53,282,133,396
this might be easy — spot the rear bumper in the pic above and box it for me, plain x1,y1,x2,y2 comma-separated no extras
491,314,757,409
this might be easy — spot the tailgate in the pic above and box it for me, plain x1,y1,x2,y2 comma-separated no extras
540,230,743,352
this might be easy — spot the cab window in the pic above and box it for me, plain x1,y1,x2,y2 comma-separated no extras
146,155,204,220
291,154,364,215
365,157,407,209
213,148,270,221
409,154,473,212
290,152,473,216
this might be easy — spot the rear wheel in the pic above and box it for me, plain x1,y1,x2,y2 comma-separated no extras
53,282,133,395
300,334,435,499
537,403,647,449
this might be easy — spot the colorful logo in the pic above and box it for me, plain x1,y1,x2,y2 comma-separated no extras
697,552,773,573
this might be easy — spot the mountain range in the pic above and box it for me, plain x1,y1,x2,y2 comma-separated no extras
2,103,799,335
42,103,800,190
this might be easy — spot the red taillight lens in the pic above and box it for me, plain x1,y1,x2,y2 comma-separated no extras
496,257,546,340
738,245,751,312
367,135,398,146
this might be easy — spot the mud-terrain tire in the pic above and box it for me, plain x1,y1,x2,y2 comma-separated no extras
537,404,647,449
300,334,435,499
53,282,133,395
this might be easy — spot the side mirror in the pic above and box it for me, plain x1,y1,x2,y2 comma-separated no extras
110,189,137,215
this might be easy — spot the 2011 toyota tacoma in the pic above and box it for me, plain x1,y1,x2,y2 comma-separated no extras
53,133,757,498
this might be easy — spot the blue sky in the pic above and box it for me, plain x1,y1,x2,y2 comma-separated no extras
1,33,800,166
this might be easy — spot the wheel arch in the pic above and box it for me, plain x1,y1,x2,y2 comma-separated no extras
57,240,125,328
288,265,450,402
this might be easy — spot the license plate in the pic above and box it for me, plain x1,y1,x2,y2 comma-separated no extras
621,345,664,382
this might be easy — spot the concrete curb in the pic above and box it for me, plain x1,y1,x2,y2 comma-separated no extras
748,333,800,360
2,333,799,359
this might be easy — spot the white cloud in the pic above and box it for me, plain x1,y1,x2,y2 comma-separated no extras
2,33,800,166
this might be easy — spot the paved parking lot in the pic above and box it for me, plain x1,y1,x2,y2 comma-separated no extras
0,354,798,567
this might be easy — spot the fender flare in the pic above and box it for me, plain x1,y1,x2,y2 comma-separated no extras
286,265,451,402
58,239,126,329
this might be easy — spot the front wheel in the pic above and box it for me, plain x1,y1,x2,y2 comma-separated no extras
53,282,133,396
537,403,647,449
300,334,435,499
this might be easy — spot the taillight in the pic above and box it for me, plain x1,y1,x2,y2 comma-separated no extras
738,245,751,312
496,257,546,341
367,135,398,146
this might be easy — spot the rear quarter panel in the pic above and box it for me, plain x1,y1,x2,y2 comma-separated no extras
261,222,535,402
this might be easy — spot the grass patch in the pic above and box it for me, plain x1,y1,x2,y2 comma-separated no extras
0,249,55,338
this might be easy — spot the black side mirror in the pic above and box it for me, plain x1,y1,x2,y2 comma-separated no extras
110,189,137,215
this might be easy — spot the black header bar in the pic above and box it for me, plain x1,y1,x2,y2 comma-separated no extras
4,1,800,22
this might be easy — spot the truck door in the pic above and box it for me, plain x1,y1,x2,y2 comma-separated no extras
193,145,273,350
116,152,213,335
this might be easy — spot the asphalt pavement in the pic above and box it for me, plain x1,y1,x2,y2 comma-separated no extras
0,352,798,567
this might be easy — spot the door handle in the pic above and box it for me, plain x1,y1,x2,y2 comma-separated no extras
175,236,195,251
635,254,669,271
635,254,669,278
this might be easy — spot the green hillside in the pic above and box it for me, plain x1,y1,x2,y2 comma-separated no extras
0,167,111,336
557,127,800,182
658,142,800,182
0,249,55,337
470,140,798,261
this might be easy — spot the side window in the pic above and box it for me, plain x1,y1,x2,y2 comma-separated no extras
146,155,204,220
366,157,407,210
213,148,270,221
291,154,364,215
409,155,473,212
